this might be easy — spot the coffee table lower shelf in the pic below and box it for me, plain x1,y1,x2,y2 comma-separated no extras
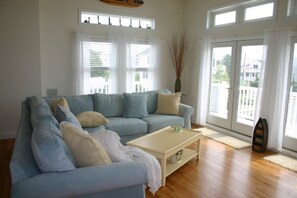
166,149,198,177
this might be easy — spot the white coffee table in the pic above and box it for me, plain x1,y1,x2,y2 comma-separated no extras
127,126,201,186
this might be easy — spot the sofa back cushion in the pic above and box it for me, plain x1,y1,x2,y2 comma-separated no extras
133,89,171,114
31,116,76,173
44,95,94,116
93,93,125,117
123,93,148,118
10,101,41,184
30,96,58,127
56,105,82,129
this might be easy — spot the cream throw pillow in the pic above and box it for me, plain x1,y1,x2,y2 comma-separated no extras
51,97,69,116
155,92,181,116
60,121,112,167
76,111,108,127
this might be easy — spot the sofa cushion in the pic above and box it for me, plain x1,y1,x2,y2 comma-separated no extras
30,96,58,127
94,93,125,117
44,95,94,116
56,105,82,129
76,111,108,127
51,97,69,116
142,114,184,133
31,116,76,173
133,89,171,114
83,125,106,133
123,93,148,118
155,92,181,116
60,122,112,167
105,117,147,136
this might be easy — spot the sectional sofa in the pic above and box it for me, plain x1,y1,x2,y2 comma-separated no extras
10,89,194,198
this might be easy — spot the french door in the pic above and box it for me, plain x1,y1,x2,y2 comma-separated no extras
283,37,297,151
207,40,264,136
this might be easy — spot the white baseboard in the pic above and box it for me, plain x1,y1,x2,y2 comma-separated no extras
0,131,17,139
205,124,252,143
281,148,297,159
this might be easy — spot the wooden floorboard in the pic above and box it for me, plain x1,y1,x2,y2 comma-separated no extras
145,134,297,198
0,139,14,198
2,127,297,198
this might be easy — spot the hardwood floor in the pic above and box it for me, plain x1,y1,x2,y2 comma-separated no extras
0,139,14,198
2,129,297,198
145,135,297,198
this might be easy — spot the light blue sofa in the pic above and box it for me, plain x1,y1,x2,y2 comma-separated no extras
10,89,194,198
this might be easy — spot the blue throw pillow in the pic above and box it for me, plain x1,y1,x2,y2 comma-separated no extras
123,93,148,118
56,105,82,129
31,116,76,172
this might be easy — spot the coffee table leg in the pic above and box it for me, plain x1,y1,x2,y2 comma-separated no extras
161,157,166,186
196,138,200,160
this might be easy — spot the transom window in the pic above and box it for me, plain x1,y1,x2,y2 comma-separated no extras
244,3,274,21
207,0,276,29
80,11,155,30
214,11,236,26
287,0,297,16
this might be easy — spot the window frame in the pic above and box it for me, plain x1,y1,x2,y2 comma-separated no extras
79,10,155,30
207,0,276,29
81,38,113,94
287,0,297,16
126,41,154,93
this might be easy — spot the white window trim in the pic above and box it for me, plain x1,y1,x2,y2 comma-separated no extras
207,0,276,29
79,9,155,30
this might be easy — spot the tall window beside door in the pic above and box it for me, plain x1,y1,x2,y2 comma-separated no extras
76,35,159,95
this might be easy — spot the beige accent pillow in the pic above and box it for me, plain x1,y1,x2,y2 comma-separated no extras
155,92,181,115
51,97,69,116
60,121,112,167
76,111,108,127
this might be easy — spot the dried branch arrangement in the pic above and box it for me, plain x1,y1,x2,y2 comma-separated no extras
168,32,195,79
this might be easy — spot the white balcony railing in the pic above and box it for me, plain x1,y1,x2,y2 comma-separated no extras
210,83,258,123
211,83,297,134
85,78,149,94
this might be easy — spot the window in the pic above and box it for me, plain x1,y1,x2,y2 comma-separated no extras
207,0,276,29
127,43,152,92
78,35,158,94
244,3,274,21
214,11,236,26
80,11,155,29
288,0,297,16
82,41,113,94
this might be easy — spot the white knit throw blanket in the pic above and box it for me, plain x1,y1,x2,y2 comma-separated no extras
90,130,161,194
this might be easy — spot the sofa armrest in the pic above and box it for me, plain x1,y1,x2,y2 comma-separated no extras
179,103,194,129
11,162,148,198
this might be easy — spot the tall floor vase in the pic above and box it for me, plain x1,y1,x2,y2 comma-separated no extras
175,78,181,93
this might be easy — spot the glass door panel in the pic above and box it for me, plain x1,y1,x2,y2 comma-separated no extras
209,47,232,119
283,40,297,152
237,45,263,125
285,42,297,138
231,41,263,136
207,42,236,129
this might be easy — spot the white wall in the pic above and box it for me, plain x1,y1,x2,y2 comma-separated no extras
0,0,185,137
183,0,297,123
39,0,185,96
0,0,41,138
